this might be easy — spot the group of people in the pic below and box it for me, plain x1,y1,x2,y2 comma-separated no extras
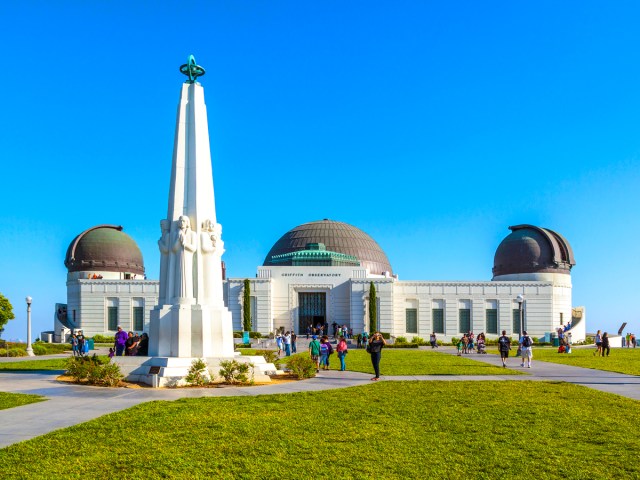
624,332,637,348
275,331,297,356
111,326,149,357
455,332,487,355
308,331,387,380
497,330,534,368
70,331,89,357
593,330,610,357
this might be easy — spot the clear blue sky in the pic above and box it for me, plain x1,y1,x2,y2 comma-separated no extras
1,1,639,340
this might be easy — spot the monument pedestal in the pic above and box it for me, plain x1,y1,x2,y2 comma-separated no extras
149,303,234,358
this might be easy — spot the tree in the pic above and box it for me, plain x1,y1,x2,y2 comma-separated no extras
243,279,251,332
0,293,15,338
368,282,377,334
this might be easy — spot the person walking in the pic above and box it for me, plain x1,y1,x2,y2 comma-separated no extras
284,331,292,357
76,331,86,357
114,326,128,357
336,335,348,371
367,332,387,381
601,332,610,357
70,333,79,357
498,330,511,368
593,330,602,356
309,335,321,372
430,333,438,349
319,335,333,370
291,332,297,353
520,330,533,368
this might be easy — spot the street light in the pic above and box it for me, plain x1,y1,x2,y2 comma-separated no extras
25,296,34,357
516,294,524,338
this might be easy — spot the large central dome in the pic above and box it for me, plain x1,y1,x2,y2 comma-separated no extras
263,219,393,275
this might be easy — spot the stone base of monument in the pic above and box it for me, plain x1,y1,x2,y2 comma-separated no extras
113,355,283,387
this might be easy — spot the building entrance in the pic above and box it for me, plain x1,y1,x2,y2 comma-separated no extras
298,292,326,334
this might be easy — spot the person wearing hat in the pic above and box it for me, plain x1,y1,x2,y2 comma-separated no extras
114,325,128,356
308,335,321,372
520,330,533,368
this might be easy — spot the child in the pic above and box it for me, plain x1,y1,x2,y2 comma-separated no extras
108,347,115,359
457,337,463,356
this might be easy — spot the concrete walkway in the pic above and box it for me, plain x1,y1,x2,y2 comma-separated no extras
1,349,639,449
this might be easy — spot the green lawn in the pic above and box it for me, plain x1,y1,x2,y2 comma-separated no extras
0,359,69,371
293,348,521,375
486,346,640,376
1,381,639,478
0,392,46,411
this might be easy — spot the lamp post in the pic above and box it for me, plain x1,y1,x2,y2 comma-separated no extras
25,296,34,357
516,294,524,338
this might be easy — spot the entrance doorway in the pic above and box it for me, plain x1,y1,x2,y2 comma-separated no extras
298,292,326,334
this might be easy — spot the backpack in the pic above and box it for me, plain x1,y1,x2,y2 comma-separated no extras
320,343,329,355
522,336,532,347
498,336,509,350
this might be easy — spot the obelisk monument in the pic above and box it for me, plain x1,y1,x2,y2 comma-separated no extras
149,55,234,358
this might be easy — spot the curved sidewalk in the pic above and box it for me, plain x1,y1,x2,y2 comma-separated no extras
1,351,639,449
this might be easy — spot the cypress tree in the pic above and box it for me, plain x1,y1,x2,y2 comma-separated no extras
243,279,251,332
369,282,377,334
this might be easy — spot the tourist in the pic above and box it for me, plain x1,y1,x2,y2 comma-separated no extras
430,333,438,349
594,330,602,356
291,332,297,353
356,334,362,349
462,334,469,354
368,332,386,381
125,331,138,356
362,331,369,347
336,335,348,371
114,326,128,356
275,333,283,355
306,324,311,339
601,332,610,357
477,333,486,354
70,333,79,357
319,335,333,370
626,332,630,348
468,332,475,353
108,347,115,359
309,335,321,372
520,330,533,368
77,331,86,357
284,331,292,356
631,333,637,349
498,330,511,367
137,332,149,356
456,337,463,356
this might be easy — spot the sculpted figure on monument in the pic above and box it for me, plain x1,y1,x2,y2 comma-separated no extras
173,215,198,299
200,219,219,302
157,219,171,303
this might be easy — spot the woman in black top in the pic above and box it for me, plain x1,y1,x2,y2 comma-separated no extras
601,332,610,357
368,332,387,381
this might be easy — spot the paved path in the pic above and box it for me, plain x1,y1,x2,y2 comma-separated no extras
1,349,639,449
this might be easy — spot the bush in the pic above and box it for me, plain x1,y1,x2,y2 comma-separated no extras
412,337,425,345
7,348,27,357
385,343,419,349
451,337,460,346
219,360,253,385
249,332,262,339
65,355,115,385
286,355,317,379
235,343,251,349
90,334,114,343
381,332,391,339
233,331,243,338
254,349,279,364
395,336,408,344
32,344,47,355
185,359,209,386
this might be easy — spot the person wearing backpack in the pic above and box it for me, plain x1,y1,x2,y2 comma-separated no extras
319,335,333,370
498,330,511,368
520,330,533,368
308,335,321,372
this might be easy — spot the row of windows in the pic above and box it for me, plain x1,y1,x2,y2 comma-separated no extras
107,306,145,331
405,308,523,334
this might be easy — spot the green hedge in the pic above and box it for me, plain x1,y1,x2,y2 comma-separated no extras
385,343,420,349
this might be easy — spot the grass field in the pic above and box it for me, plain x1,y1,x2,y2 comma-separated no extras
282,348,521,376
1,381,638,479
0,392,46,411
486,346,640,376
0,359,69,371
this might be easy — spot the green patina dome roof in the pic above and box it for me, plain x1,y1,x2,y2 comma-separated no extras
64,225,145,275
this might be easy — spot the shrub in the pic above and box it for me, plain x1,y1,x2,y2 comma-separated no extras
395,336,408,344
385,343,419,349
96,363,123,387
185,358,209,386
235,343,251,349
7,348,27,357
286,355,317,379
381,332,391,339
412,337,425,345
249,332,262,339
254,349,279,364
91,334,114,343
219,360,253,385
32,344,47,355
451,337,460,346
233,331,243,339
66,355,112,384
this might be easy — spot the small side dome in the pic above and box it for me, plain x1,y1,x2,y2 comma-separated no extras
64,225,145,275
492,224,575,278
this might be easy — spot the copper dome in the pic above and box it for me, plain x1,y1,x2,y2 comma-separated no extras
492,224,575,278
64,225,145,275
264,219,393,275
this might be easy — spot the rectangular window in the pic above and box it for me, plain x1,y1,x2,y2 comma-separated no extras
560,312,564,325
513,309,521,334
459,309,471,333
250,296,257,331
432,309,444,334
133,307,144,332
406,308,418,334
486,309,498,334
108,307,118,331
